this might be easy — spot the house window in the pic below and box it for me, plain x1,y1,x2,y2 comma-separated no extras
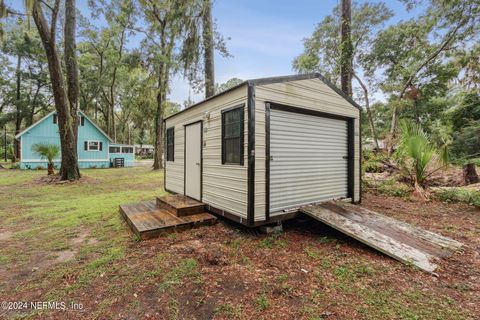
53,114,57,124
80,116,85,126
222,106,244,165
122,147,133,153
166,127,174,161
109,146,121,153
85,140,102,151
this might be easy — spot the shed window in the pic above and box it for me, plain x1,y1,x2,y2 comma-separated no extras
109,146,121,153
53,114,57,124
166,127,174,161
85,140,102,151
222,106,244,165
80,116,85,126
122,147,133,153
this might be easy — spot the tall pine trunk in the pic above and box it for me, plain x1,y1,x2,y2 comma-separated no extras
340,0,353,96
13,54,22,162
203,0,215,98
153,50,170,170
32,1,80,181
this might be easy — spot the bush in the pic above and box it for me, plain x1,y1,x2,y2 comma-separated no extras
471,158,480,167
435,188,480,208
363,150,388,173
365,178,411,198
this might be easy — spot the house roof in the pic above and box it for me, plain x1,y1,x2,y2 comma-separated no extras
164,73,362,121
15,110,114,143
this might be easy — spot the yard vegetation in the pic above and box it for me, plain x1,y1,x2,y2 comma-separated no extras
1,167,479,319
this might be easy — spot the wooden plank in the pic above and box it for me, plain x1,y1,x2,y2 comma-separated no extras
318,203,456,258
119,199,216,240
157,195,205,216
299,203,456,272
338,202,463,251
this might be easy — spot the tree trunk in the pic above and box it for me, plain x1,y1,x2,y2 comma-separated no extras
203,0,215,98
463,163,479,185
340,0,353,96
63,0,80,179
32,1,80,181
387,105,397,156
353,73,379,150
47,163,55,175
13,54,22,162
153,67,167,170
64,0,79,146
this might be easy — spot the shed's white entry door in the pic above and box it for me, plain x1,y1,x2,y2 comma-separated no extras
270,109,348,213
185,122,202,200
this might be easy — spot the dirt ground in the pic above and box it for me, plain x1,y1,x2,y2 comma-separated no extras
0,168,479,319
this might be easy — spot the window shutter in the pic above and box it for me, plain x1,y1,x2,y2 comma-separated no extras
99,142,103,151
84,141,88,150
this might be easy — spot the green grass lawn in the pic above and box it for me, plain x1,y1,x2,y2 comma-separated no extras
0,167,165,318
0,167,477,319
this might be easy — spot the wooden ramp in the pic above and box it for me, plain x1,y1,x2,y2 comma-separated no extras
299,202,463,273
120,196,216,240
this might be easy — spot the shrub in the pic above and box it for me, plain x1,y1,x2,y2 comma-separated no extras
365,178,411,198
394,120,448,189
31,143,60,175
362,150,388,173
435,188,480,208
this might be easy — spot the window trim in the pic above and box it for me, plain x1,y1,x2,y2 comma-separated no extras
86,140,101,152
166,127,175,162
221,104,244,166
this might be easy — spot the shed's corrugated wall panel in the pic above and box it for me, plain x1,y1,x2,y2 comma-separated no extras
165,85,248,219
255,78,361,220
270,109,348,212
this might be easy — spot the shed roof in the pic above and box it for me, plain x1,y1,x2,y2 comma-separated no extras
164,73,362,121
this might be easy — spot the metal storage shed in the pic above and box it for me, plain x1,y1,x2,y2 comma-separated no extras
164,73,361,227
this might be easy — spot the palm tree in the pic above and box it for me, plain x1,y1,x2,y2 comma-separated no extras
32,143,60,175
394,120,449,199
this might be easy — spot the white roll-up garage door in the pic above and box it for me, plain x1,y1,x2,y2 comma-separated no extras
270,108,349,213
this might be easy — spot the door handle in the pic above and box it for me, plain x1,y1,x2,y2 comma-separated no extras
196,162,200,166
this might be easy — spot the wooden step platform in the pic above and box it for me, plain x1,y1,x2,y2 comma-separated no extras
156,194,205,216
120,199,216,240
300,201,463,273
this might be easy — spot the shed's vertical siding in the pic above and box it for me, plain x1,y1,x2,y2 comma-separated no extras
165,85,249,220
255,78,361,218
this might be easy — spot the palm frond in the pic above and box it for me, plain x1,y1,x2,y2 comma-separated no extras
31,143,60,164
395,119,448,186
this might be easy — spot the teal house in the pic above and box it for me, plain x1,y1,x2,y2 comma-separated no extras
15,111,135,169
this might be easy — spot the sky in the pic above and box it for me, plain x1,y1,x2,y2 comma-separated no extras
174,0,419,105
5,0,422,106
